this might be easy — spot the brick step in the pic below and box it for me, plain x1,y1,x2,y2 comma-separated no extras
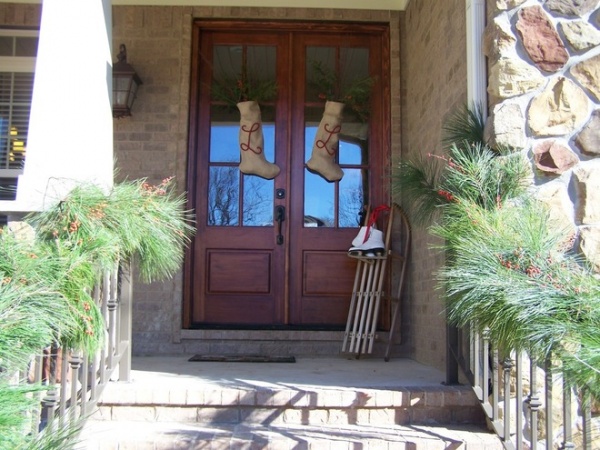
79,420,504,449
92,383,487,427
77,357,503,449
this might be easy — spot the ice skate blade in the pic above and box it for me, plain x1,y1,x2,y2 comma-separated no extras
347,247,385,257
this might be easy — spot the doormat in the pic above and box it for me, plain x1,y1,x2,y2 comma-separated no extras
188,354,296,363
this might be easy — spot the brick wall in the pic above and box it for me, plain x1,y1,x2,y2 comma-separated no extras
0,2,455,369
111,5,406,356
400,0,468,371
0,3,40,25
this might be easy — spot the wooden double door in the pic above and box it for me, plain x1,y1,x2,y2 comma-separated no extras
184,20,390,329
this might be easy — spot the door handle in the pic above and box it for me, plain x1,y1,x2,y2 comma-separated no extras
275,205,285,245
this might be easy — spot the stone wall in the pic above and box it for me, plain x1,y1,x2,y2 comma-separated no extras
484,0,600,272
400,0,468,371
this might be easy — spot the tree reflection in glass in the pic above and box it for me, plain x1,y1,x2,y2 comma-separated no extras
208,121,275,227
243,174,274,226
208,166,239,226
303,125,367,228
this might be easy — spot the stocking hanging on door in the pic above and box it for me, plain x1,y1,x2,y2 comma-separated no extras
237,100,280,180
307,100,344,182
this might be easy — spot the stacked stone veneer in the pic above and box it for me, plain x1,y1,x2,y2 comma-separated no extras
485,0,600,271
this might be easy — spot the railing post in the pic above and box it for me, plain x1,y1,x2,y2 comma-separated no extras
527,356,541,450
68,351,82,424
446,322,460,385
483,328,490,407
30,354,43,435
41,384,58,431
100,270,110,385
515,351,523,450
581,388,592,450
89,283,101,403
502,356,513,445
107,274,118,373
545,357,553,449
58,347,69,427
118,262,132,382
560,381,575,449
473,325,481,397
80,354,89,419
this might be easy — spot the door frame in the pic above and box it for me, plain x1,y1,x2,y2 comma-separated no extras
183,19,391,329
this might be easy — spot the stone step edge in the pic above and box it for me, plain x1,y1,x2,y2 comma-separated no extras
90,403,486,427
78,420,504,450
98,384,480,409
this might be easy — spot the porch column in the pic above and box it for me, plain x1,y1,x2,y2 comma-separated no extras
15,0,113,212
466,0,487,110
445,0,488,385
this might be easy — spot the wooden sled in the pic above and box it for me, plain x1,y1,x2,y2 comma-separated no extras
341,203,411,361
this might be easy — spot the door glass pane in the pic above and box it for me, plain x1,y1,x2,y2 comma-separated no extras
338,134,366,165
208,166,239,226
209,46,277,228
257,105,275,164
339,168,367,228
305,47,335,102
210,110,276,164
243,175,274,226
304,45,371,229
210,117,239,163
304,119,318,162
304,170,334,227
339,47,371,123
212,45,276,107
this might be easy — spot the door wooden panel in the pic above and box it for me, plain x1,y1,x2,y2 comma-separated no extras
207,251,272,294
184,21,390,329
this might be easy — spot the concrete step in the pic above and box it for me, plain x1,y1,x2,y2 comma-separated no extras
79,420,504,449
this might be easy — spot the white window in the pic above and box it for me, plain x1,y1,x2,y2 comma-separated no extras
0,29,37,203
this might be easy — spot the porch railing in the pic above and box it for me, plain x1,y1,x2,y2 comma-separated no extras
450,324,595,450
18,262,132,440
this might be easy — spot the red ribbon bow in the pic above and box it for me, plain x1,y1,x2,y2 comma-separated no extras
361,204,390,244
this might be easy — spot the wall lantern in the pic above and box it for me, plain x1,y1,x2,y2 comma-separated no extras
112,44,142,118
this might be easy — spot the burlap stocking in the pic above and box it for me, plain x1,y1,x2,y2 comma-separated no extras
237,101,280,180
307,100,345,182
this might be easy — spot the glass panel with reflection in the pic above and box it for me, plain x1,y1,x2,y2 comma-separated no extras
243,174,274,226
339,168,367,228
304,170,334,228
208,166,239,226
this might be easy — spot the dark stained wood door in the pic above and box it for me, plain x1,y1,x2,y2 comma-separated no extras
184,21,390,329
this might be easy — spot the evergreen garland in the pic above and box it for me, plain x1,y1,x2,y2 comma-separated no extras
392,103,600,399
0,176,195,449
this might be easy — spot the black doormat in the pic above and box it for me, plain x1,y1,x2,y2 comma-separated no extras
188,354,296,363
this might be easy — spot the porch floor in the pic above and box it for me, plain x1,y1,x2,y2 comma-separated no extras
79,355,503,449
112,354,447,390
